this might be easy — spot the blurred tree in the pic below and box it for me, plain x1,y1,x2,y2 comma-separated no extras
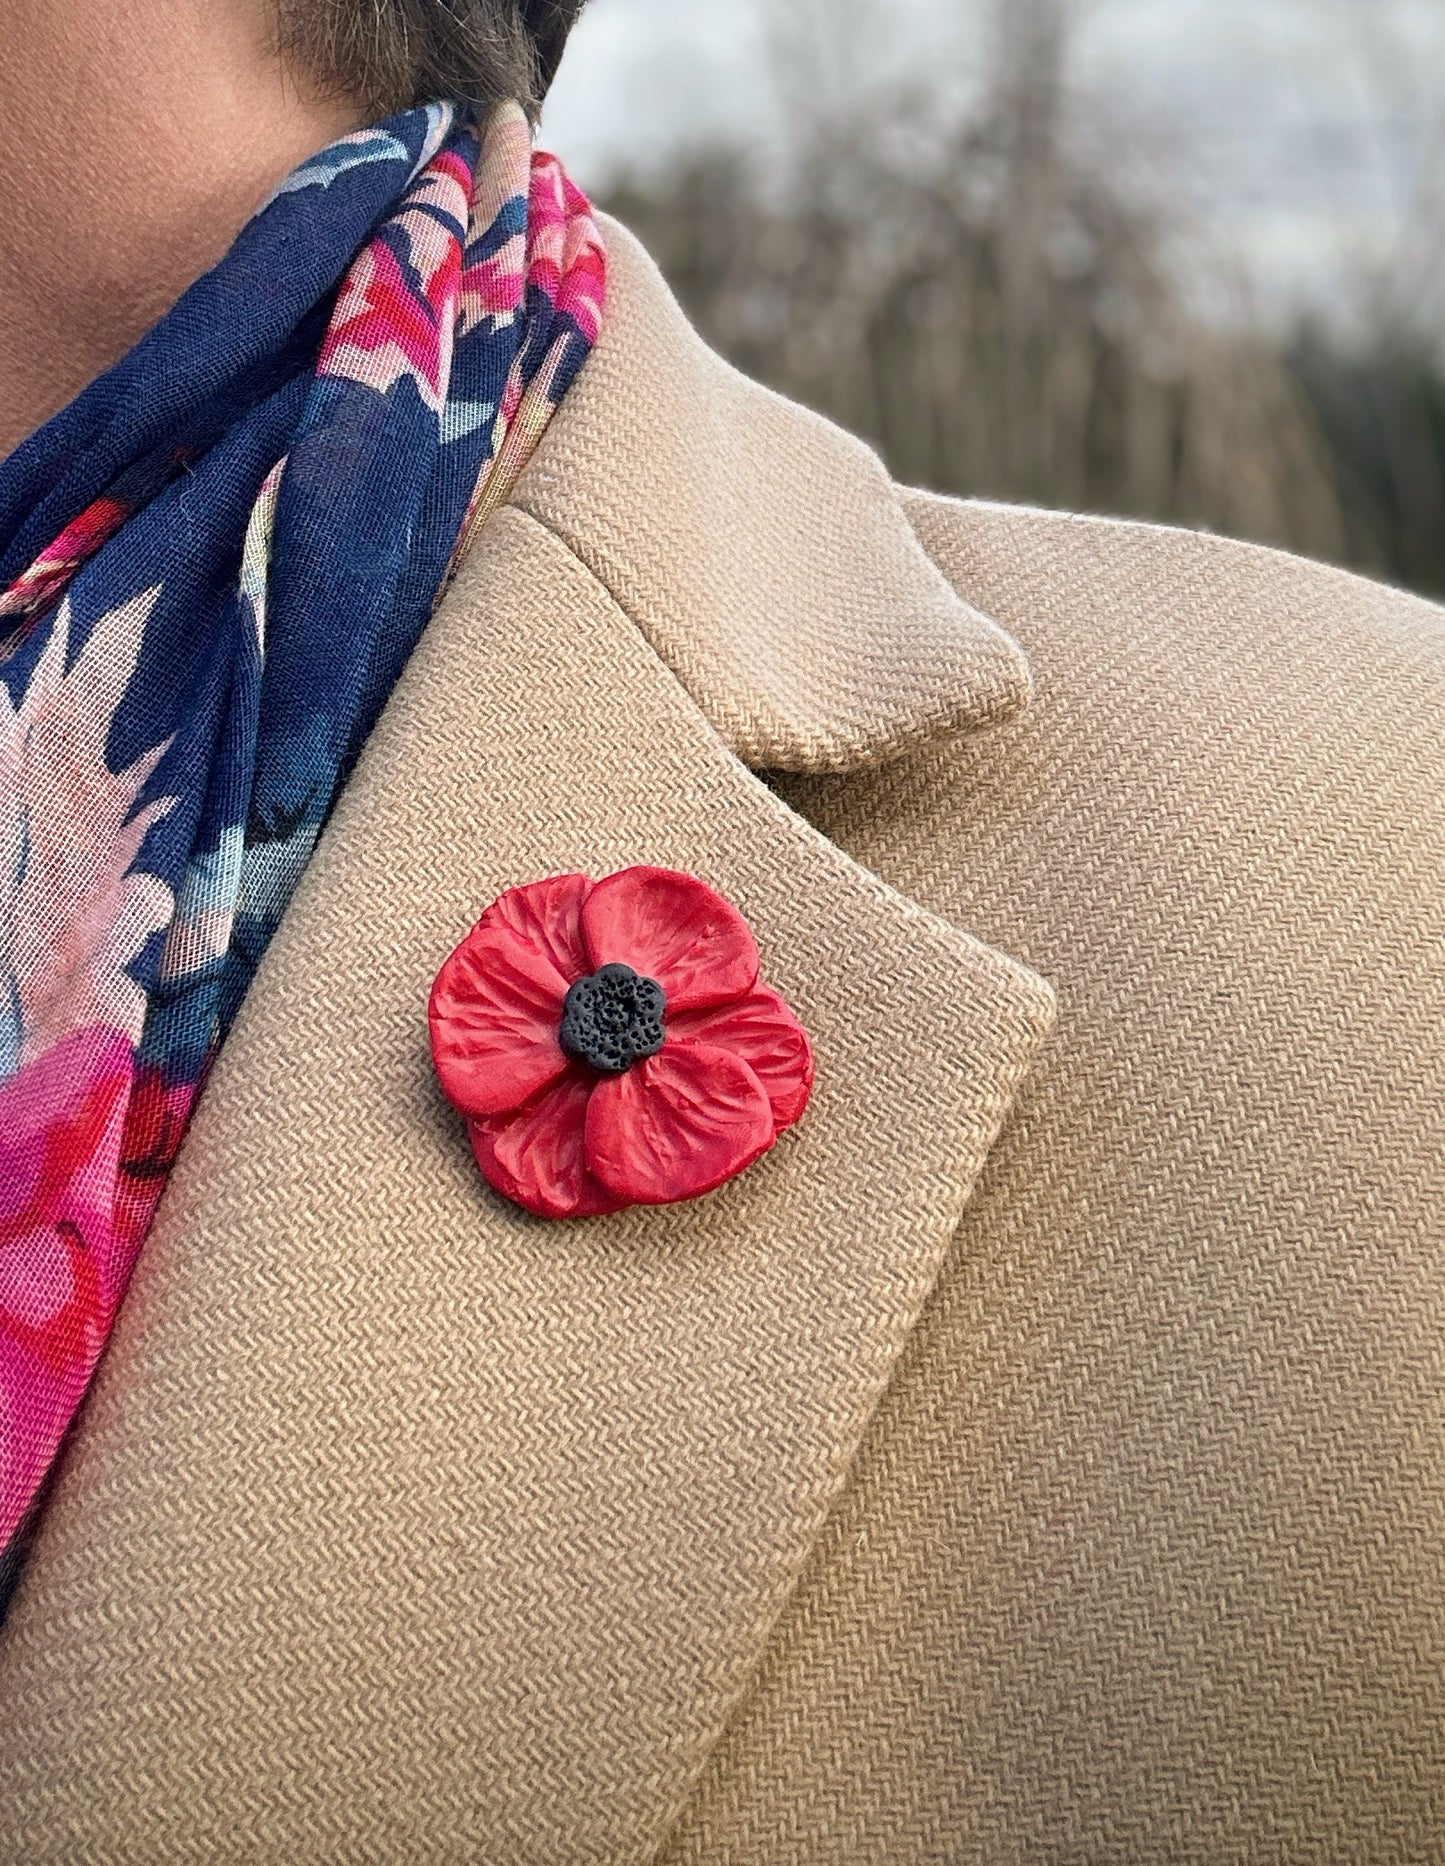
1292,329,1445,596
1285,0,1445,596
604,0,1348,561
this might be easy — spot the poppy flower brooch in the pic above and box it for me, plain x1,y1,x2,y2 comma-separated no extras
429,867,815,1219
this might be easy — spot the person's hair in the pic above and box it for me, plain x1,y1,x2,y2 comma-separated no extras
277,0,589,122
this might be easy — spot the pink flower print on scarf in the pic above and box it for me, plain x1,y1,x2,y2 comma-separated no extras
0,1028,134,1546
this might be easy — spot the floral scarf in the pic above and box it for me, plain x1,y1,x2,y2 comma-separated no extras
0,101,605,1583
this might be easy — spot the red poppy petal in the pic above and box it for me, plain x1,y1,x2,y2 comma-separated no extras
429,926,570,1119
666,987,815,1134
470,1069,625,1220
476,872,593,984
580,867,759,1011
585,1041,776,1206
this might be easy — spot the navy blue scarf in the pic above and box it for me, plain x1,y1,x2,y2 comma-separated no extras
0,100,604,1561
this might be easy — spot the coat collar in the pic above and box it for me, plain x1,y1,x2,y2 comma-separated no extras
513,216,1034,774
0,226,1054,1859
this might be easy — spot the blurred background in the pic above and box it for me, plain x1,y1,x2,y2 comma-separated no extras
541,0,1445,596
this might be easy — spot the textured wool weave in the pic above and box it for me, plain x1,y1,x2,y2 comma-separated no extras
0,222,1441,1863
0,101,603,1574
668,500,1445,1862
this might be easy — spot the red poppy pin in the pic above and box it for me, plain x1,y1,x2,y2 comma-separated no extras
429,866,815,1219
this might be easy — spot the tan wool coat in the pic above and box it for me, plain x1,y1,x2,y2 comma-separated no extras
0,219,1441,1864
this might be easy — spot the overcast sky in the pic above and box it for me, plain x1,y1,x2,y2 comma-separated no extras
540,0,1445,325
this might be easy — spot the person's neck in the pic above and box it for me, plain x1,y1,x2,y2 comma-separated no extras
0,0,364,461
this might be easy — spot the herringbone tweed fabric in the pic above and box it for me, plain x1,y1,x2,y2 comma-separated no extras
0,221,1441,1862
666,494,1445,1862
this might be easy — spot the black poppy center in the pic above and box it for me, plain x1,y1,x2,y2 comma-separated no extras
559,963,667,1076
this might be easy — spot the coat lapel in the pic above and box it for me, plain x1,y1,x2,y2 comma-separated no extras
0,231,1054,1864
